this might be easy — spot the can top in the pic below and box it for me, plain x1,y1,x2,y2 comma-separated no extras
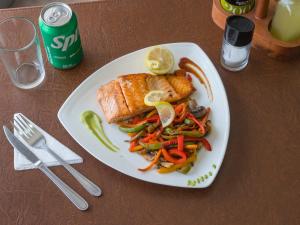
40,2,72,27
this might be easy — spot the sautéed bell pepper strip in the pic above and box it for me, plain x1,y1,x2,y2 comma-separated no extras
139,137,211,151
129,140,138,152
142,126,163,143
158,151,197,173
174,103,187,123
162,148,187,164
139,138,177,150
130,130,145,142
138,149,162,172
201,107,211,124
165,128,204,138
131,145,144,152
185,137,212,151
187,113,206,134
139,115,160,124
119,123,147,133
177,135,184,152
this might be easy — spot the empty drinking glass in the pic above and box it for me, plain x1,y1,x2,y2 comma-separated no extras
0,17,45,89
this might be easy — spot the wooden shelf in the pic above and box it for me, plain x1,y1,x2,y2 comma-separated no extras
211,0,300,59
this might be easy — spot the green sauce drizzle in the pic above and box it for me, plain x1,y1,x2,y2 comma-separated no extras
81,110,119,152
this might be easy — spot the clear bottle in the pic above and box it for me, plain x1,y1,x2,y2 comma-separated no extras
220,15,255,71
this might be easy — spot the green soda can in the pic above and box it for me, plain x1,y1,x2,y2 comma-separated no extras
39,2,83,69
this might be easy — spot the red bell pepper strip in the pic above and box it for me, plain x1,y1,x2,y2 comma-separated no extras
129,140,138,152
177,135,184,152
142,126,163,143
162,148,187,164
187,113,205,134
141,115,160,123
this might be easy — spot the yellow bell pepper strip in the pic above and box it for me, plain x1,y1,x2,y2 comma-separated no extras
146,110,157,118
186,113,206,134
131,145,144,152
158,151,197,173
162,148,187,164
177,135,184,152
185,137,212,151
138,149,162,172
184,144,199,151
119,123,147,133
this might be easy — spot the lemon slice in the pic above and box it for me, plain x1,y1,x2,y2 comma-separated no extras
155,102,175,128
145,47,174,75
144,90,166,106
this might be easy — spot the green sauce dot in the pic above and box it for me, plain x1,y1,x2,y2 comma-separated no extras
197,178,201,183
204,174,208,179
187,180,192,186
201,176,205,182
209,171,213,176
212,164,217,169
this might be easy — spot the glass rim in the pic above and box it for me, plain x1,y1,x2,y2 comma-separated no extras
0,16,37,52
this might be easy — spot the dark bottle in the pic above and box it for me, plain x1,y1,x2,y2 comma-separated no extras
220,0,255,14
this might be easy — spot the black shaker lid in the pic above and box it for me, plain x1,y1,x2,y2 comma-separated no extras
224,15,255,47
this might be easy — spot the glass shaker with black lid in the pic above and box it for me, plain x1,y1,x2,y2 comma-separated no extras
220,15,255,71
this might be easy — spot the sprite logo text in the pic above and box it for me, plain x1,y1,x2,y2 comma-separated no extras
51,28,79,52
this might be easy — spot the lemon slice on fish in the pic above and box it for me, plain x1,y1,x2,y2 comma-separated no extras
144,90,175,127
155,102,175,128
144,90,167,106
145,47,174,75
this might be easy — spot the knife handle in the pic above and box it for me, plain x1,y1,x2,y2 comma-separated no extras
38,164,89,211
45,146,102,197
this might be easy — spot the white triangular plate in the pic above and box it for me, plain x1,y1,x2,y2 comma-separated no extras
58,42,230,188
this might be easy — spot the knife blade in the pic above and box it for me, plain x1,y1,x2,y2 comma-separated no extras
3,125,89,210
3,126,41,165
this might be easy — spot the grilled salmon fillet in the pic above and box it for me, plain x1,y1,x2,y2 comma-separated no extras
118,74,152,115
97,80,131,122
166,74,194,99
97,72,195,123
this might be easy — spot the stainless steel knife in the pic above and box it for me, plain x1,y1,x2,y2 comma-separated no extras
3,126,88,211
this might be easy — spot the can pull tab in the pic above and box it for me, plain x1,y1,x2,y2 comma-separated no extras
48,9,61,23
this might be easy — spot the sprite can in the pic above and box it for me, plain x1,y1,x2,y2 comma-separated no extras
39,2,83,69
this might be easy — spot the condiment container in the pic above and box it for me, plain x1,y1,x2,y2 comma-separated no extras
220,0,255,14
220,15,255,71
270,0,300,42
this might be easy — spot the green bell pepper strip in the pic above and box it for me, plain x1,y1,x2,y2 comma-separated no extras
119,123,147,133
130,130,145,142
165,128,204,137
184,118,194,125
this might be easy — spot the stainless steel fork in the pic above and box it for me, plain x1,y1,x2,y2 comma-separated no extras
12,113,102,197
